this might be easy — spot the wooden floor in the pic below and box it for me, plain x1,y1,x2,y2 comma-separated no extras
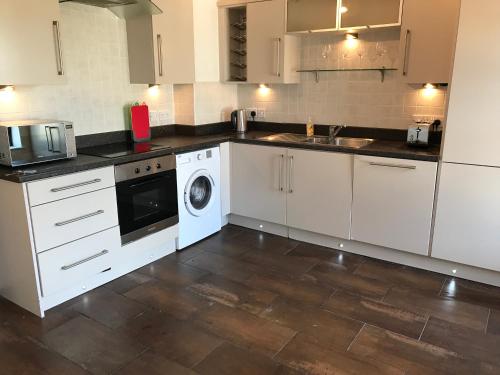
2,225,500,374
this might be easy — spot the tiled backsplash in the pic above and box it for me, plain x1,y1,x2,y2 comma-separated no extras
0,3,174,136
238,29,448,129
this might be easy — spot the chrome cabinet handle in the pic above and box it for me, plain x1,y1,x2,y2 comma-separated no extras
61,250,109,271
369,162,416,170
402,29,411,76
55,210,105,227
274,37,281,77
279,154,284,192
52,21,64,76
157,34,164,77
288,155,294,193
51,179,102,192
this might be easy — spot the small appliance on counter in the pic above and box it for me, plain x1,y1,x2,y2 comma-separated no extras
407,121,431,148
231,109,248,133
130,102,151,142
0,120,77,167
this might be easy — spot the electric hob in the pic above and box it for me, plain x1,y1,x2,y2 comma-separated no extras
79,142,172,158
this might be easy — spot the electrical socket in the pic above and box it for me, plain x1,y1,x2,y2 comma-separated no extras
158,110,170,125
246,108,265,121
246,108,257,120
149,110,159,126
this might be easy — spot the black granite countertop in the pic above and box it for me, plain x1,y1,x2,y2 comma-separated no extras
0,129,440,183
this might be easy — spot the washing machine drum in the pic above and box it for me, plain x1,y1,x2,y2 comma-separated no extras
184,169,215,217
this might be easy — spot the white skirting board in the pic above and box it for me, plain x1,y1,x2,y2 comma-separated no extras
229,214,500,288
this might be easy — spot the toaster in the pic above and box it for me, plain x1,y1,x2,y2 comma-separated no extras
407,122,430,147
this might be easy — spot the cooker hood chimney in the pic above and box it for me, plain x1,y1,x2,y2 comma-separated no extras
59,0,162,19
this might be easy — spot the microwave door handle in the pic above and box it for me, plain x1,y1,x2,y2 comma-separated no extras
45,126,53,152
49,126,61,152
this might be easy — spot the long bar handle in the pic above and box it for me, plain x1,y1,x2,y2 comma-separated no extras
369,162,416,170
55,210,104,227
279,154,284,191
157,34,164,77
52,21,64,76
51,179,102,192
61,250,109,271
402,29,411,76
288,155,294,193
274,37,281,77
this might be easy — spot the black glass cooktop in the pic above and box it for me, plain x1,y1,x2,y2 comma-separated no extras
80,142,171,158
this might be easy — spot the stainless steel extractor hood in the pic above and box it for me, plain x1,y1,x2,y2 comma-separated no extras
59,0,162,19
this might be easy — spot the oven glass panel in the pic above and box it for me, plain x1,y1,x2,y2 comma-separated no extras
116,170,178,238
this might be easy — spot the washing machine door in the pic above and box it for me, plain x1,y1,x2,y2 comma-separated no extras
184,169,215,217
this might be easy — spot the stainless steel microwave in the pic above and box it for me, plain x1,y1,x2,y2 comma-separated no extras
0,120,77,167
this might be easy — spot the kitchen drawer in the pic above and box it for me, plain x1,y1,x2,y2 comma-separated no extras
27,167,115,207
31,187,119,253
38,227,119,297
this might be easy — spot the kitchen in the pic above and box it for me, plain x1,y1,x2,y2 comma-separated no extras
1,0,499,373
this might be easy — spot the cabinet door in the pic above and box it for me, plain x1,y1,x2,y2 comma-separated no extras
152,0,195,84
247,0,287,83
442,0,500,166
351,156,437,255
220,142,231,217
432,164,500,272
231,143,287,225
287,149,352,239
0,0,64,85
287,0,338,33
399,0,460,84
339,0,401,29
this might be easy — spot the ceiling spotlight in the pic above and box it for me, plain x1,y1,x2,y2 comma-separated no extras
345,32,359,40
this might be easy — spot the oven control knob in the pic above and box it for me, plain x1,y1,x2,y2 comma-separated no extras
146,165,152,172
156,163,162,169
134,168,140,174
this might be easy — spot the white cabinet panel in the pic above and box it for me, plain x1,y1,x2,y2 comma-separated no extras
442,0,500,166
220,142,231,217
31,187,119,252
340,0,402,29
351,156,437,255
432,163,500,272
38,227,119,297
27,167,115,207
231,143,287,225
287,149,352,239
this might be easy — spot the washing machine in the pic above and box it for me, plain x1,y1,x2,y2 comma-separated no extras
176,146,221,249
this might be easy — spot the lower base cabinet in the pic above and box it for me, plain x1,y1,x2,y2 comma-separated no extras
351,155,438,255
432,163,500,272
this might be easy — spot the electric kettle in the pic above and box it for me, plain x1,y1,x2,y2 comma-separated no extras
231,109,248,133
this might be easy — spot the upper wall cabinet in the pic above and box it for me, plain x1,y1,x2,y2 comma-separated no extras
339,0,402,29
287,0,338,33
399,0,460,84
219,0,300,84
0,0,65,85
127,0,220,85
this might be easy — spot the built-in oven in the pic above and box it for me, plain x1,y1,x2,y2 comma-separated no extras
115,155,178,245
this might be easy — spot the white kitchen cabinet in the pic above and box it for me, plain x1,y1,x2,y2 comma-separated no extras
127,0,220,84
220,142,231,217
286,0,338,33
442,0,500,166
219,0,300,83
399,0,460,84
231,143,287,225
339,0,402,30
351,155,437,255
286,149,352,239
0,0,65,85
432,164,500,272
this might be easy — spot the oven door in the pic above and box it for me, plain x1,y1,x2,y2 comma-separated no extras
116,169,178,245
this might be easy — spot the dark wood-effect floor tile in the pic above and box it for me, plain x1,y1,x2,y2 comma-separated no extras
307,262,391,299
441,278,500,310
260,297,362,351
42,315,145,375
194,232,255,258
194,303,296,356
487,309,500,335
349,324,495,375
277,333,403,375
354,260,446,294
188,273,277,315
246,272,333,306
137,258,210,288
125,281,212,320
70,287,145,330
384,286,490,332
240,251,318,277
194,342,280,375
104,271,153,295
231,231,300,255
119,349,196,375
323,290,427,339
420,317,500,369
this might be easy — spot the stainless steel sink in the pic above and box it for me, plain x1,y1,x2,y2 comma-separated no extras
258,133,374,149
